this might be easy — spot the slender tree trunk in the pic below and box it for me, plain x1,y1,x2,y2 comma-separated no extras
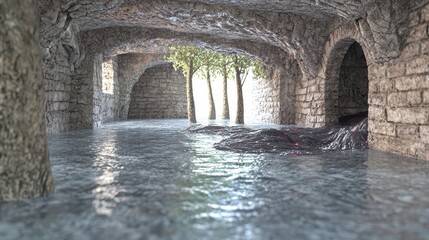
221,64,230,119
187,59,197,123
206,65,216,119
235,65,244,124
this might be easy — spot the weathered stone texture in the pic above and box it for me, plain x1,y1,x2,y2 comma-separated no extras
0,0,54,201
293,2,429,160
117,53,168,119
253,55,298,124
128,63,187,119
43,42,75,134
34,0,429,162
368,3,429,160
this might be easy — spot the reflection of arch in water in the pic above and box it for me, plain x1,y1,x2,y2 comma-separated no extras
324,38,369,125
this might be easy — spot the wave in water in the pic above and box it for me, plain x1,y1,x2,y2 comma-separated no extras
187,118,368,155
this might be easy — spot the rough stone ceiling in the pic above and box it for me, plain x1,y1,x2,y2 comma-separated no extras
172,0,362,19
39,0,428,78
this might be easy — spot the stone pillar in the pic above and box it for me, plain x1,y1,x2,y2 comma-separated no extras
0,0,54,201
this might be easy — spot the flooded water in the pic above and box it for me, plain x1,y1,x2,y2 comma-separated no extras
1,119,429,240
189,117,368,154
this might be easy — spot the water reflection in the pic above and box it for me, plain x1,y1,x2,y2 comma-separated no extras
1,119,429,240
177,133,263,239
92,131,122,216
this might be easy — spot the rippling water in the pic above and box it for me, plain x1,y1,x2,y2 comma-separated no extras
1,119,429,240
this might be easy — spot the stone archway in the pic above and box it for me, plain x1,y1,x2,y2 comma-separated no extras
127,63,187,119
324,38,369,125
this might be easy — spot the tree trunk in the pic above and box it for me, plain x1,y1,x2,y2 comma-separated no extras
235,65,244,124
206,66,216,119
187,59,197,123
0,0,54,201
221,64,230,119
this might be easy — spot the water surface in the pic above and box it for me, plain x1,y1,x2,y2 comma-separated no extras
1,119,429,240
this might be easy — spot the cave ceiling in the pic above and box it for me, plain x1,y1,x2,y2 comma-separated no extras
39,0,426,77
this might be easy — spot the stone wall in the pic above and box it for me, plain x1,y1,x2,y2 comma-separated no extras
117,53,168,119
295,3,429,160
0,0,54,201
253,56,299,124
128,63,187,119
43,42,74,134
368,3,429,160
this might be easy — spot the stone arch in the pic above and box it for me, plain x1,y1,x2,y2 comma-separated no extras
72,27,299,128
324,37,370,125
118,57,171,119
127,62,187,119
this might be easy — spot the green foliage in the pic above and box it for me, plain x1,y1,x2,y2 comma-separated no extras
211,52,234,80
166,45,205,77
252,60,267,80
232,54,267,85
166,44,267,82
195,48,217,79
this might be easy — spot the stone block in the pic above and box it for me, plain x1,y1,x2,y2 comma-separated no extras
402,42,421,59
421,126,429,144
378,80,394,93
396,124,420,139
387,92,407,107
407,91,422,105
369,93,386,106
423,90,429,103
368,120,396,136
387,107,429,124
394,75,426,91
368,106,386,121
387,62,405,78
406,55,429,75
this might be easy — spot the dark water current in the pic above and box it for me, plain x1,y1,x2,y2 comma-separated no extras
1,119,429,240
188,118,368,154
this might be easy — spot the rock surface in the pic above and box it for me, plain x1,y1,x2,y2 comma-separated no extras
0,0,54,201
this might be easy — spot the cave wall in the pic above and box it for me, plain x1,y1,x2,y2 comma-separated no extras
295,3,429,160
128,63,187,119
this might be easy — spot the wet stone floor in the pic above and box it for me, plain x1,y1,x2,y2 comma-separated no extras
1,119,429,240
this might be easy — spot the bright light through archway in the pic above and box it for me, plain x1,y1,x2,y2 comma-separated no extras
193,69,257,124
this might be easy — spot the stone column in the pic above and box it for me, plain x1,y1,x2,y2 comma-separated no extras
0,0,54,201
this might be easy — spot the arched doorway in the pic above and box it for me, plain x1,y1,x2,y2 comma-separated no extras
325,40,368,125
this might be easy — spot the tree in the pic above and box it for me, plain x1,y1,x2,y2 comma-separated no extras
197,49,217,120
232,55,251,124
232,55,267,124
166,45,204,123
212,52,234,120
